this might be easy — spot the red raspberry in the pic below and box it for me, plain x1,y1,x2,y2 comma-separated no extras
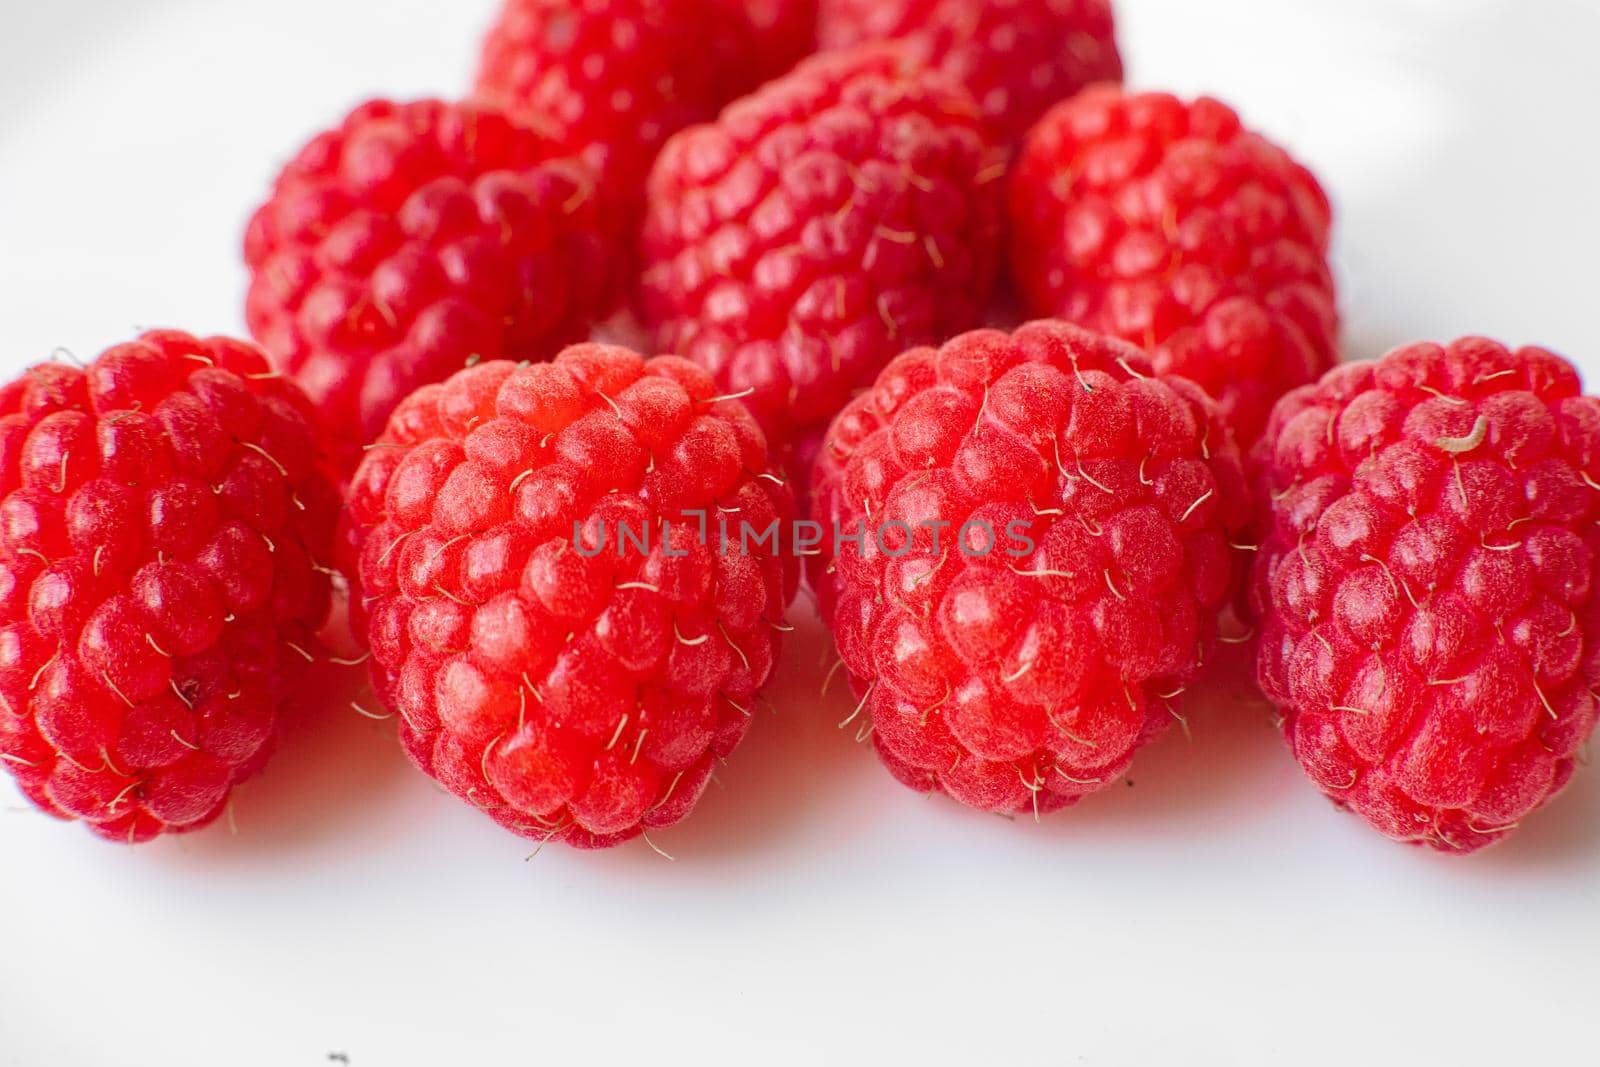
345,344,799,848
474,0,792,192
641,44,1006,457
818,0,1122,144
0,332,340,843
244,98,619,472
1009,87,1338,446
810,321,1249,815
1253,338,1600,853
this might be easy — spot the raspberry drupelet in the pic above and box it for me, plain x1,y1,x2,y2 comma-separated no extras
641,44,1007,460
0,331,340,843
810,320,1250,816
818,0,1123,145
244,98,620,472
1253,338,1600,853
1009,87,1337,446
345,344,799,848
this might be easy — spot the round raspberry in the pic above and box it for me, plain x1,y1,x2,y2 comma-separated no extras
474,0,791,192
0,331,340,843
345,344,799,848
243,98,619,471
1253,338,1600,853
810,320,1249,815
1009,87,1337,446
641,44,1006,456
818,0,1123,144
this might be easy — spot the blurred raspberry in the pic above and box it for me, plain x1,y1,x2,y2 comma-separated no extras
1010,87,1337,445
641,44,1006,457
810,320,1249,815
0,331,339,843
345,344,798,848
1253,337,1600,853
474,0,799,199
819,0,1122,143
244,98,620,472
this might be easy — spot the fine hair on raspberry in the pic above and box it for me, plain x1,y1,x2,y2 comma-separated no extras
1253,337,1600,852
810,319,1250,816
0,331,340,843
345,344,799,848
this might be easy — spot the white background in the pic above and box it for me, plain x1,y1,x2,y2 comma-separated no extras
2,1,1598,1064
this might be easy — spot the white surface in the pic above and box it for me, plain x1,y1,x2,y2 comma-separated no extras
2,1,1598,1064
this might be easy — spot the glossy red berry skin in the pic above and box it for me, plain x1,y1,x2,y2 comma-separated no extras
0,332,340,843
1009,87,1337,446
474,0,794,195
346,345,799,848
1253,339,1600,853
818,0,1122,144
642,45,1006,456
244,98,619,472
810,321,1249,815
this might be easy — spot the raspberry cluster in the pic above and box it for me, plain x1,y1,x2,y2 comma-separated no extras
1253,338,1600,852
344,345,798,847
1010,87,1338,445
641,45,1006,457
0,332,339,842
810,321,1249,813
245,98,620,470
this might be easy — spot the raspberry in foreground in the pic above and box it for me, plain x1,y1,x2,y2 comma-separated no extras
346,345,799,848
1253,338,1600,853
474,0,791,196
641,44,1006,458
810,321,1249,815
818,0,1123,144
1009,87,1337,446
244,98,619,471
0,331,340,843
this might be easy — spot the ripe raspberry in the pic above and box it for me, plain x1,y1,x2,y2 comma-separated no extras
1009,87,1337,446
641,44,1006,457
474,0,792,193
0,331,340,843
1253,338,1600,853
345,344,799,848
810,320,1249,815
818,0,1122,144
244,98,619,471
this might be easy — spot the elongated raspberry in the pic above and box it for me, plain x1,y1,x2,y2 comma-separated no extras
1253,338,1600,853
818,0,1123,144
0,331,340,843
346,344,798,848
641,44,1006,457
811,321,1249,815
474,0,796,195
244,98,619,471
1010,87,1337,445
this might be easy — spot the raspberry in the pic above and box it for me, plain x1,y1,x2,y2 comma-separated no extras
345,344,799,848
810,320,1249,815
641,45,1006,457
474,0,792,194
1252,338,1600,853
244,98,619,472
0,331,340,843
1009,87,1337,445
818,0,1123,144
